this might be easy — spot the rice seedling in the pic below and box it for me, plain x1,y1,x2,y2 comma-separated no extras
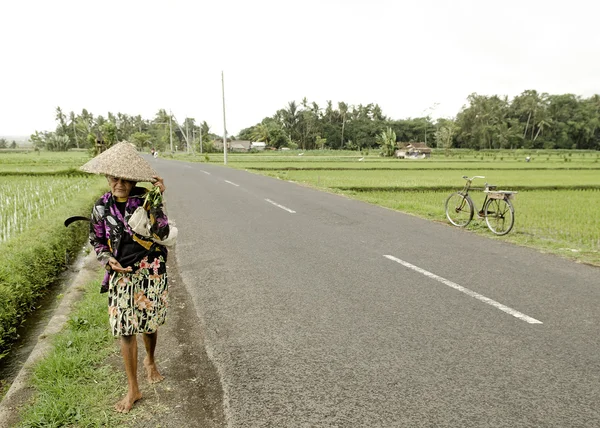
0,176,96,244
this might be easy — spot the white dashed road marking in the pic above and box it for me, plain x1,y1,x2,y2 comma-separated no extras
265,199,296,213
225,180,239,187
384,255,542,324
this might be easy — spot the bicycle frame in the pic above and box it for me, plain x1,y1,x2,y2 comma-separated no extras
458,175,487,213
445,176,516,235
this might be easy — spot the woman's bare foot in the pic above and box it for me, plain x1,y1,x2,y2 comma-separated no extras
114,390,142,413
144,357,165,383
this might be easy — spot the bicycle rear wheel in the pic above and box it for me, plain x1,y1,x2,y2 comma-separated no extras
445,193,474,227
484,197,514,235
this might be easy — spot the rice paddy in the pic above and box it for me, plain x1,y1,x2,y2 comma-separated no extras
0,176,97,244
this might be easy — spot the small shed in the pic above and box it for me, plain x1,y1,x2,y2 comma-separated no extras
230,142,247,152
406,142,432,158
397,142,432,158
251,141,267,150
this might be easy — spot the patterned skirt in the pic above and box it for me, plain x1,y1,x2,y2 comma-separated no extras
108,256,168,337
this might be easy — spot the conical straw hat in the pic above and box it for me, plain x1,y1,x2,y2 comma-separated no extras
80,141,158,182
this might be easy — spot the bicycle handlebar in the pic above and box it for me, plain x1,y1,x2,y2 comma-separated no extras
462,175,485,181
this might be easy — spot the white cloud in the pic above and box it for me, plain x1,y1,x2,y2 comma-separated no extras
1,0,599,137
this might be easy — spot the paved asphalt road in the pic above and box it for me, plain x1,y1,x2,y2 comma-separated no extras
152,156,599,427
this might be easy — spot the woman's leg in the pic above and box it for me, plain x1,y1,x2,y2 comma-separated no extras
115,335,142,413
143,331,165,383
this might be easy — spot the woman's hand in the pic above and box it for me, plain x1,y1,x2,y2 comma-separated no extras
152,176,166,194
108,257,133,273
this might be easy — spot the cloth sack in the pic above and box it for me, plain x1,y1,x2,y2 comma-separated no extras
128,206,178,247
154,224,178,247
129,206,151,236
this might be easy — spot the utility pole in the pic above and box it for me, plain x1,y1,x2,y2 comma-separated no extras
186,120,190,154
168,110,173,153
222,71,228,165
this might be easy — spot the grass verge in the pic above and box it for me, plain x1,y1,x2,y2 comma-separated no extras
16,277,129,428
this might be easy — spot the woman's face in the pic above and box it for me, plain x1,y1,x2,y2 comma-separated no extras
106,175,136,198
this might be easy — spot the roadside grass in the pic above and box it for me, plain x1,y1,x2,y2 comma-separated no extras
17,277,129,428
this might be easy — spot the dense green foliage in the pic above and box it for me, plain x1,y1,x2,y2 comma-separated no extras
27,89,600,156
31,107,219,154
239,92,600,151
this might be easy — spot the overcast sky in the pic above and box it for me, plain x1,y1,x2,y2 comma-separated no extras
1,0,599,138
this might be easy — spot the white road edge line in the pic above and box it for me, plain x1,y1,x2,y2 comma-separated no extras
224,180,239,187
265,199,296,213
201,170,211,175
383,255,542,324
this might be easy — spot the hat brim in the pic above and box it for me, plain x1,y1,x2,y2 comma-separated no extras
80,142,158,182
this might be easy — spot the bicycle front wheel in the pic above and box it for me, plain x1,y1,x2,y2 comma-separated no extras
484,197,514,235
445,193,474,227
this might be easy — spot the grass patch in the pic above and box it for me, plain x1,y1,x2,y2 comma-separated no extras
17,278,128,428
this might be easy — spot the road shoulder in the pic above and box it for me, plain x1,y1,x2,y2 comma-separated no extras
125,255,226,427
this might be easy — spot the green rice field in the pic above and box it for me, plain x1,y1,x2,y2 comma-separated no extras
0,151,106,359
0,150,90,174
0,176,102,244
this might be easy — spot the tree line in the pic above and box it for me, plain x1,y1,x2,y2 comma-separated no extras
30,108,219,153
239,91,600,151
0,138,18,149
29,89,600,153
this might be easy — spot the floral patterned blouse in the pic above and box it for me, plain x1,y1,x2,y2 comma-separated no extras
89,186,170,292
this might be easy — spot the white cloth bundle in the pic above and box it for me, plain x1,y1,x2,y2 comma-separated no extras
129,206,151,236
128,206,178,247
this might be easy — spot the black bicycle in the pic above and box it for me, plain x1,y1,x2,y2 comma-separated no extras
445,176,516,235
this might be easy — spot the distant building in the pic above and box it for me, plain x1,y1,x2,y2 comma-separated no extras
250,141,267,151
213,140,251,152
396,142,432,158
230,142,247,152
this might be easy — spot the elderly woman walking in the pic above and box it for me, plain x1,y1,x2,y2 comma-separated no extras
81,142,171,413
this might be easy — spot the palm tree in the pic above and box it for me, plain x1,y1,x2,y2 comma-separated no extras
68,111,79,148
250,123,270,145
280,101,299,145
338,102,348,148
